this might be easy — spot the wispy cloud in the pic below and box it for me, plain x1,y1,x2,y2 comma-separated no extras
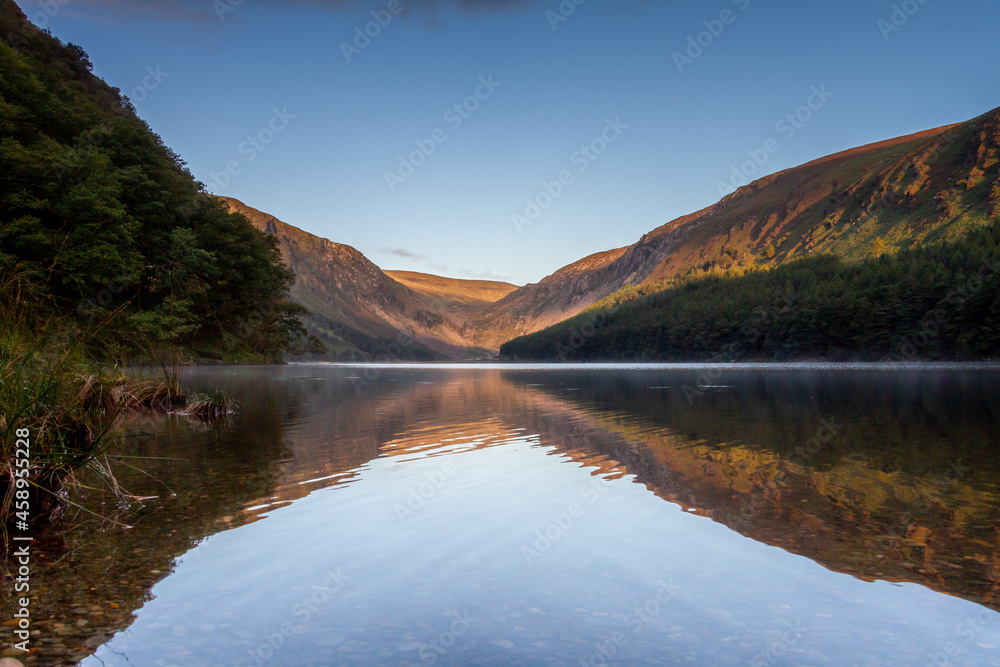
458,268,513,282
374,248,453,272
376,247,427,261
373,248,509,282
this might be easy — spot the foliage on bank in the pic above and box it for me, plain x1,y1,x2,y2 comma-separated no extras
0,6,322,362
0,4,316,526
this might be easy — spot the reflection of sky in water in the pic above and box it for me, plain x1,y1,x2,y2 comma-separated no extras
87,401,1000,667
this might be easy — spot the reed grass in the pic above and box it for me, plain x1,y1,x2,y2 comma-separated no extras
180,389,237,421
0,337,186,523
0,266,236,529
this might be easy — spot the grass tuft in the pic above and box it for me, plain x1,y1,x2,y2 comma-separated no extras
0,267,231,530
179,389,237,422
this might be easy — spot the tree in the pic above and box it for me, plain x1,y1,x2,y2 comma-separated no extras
872,237,886,258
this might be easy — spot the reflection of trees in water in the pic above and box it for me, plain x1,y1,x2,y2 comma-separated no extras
505,369,1000,612
0,367,317,665
0,403,298,664
505,369,1000,480
0,369,567,664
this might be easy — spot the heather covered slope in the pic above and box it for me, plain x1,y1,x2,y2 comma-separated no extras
479,108,1000,351
500,217,1000,362
638,113,999,284
385,271,517,308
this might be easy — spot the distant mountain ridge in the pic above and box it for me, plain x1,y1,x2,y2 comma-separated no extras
222,198,505,360
385,271,517,307
466,107,1000,349
225,105,999,359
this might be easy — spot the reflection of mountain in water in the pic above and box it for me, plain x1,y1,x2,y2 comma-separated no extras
7,366,999,664
505,369,1000,613
235,367,1000,613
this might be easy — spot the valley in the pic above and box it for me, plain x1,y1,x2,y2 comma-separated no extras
231,107,1000,359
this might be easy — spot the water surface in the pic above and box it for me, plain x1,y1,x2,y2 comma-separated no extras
9,364,1000,665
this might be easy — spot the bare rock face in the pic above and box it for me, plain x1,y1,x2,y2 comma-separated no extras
221,198,507,359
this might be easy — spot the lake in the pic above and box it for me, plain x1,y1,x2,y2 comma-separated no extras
10,364,1000,665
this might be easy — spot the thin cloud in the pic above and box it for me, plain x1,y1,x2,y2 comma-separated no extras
374,249,511,281
458,268,513,283
375,248,452,271
376,247,427,261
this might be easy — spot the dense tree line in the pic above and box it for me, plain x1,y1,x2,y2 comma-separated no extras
501,218,1000,362
0,8,320,361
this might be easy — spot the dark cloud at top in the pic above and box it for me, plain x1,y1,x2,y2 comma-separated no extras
16,0,209,22
55,0,549,22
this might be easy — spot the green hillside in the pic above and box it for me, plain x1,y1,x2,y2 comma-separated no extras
0,0,315,362
500,217,1000,362
479,109,1000,352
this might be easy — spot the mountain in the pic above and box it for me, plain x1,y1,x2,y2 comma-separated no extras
4,0,999,363
468,247,631,350
221,198,506,360
224,105,999,359
386,271,517,308
474,107,1000,350
500,220,1000,361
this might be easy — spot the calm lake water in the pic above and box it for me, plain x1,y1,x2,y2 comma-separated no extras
9,364,1000,665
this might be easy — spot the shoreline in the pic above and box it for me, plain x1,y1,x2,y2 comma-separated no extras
281,360,1000,371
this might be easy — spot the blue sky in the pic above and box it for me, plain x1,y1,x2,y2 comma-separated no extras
15,0,1000,285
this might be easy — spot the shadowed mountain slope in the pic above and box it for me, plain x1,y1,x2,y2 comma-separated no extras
222,198,500,360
